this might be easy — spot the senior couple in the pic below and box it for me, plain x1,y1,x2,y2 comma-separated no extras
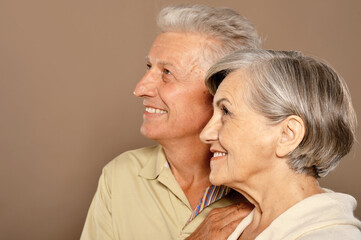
81,5,361,240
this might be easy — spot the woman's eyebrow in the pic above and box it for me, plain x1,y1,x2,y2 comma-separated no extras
216,98,231,107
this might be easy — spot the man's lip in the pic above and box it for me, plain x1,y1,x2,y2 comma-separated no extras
143,105,168,115
144,105,167,111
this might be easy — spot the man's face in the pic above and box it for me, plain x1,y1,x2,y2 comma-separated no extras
134,32,214,142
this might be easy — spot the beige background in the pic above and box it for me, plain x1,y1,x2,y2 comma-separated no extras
1,0,360,239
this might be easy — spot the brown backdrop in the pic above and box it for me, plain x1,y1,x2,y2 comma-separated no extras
1,0,360,239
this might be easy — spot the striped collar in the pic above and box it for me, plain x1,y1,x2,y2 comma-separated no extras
184,185,231,227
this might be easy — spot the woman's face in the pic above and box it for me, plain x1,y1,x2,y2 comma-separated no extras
200,70,281,188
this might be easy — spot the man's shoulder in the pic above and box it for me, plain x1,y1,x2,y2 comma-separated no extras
104,145,161,171
99,145,163,189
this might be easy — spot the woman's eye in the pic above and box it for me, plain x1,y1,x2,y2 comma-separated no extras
146,64,151,70
222,106,230,115
164,69,171,75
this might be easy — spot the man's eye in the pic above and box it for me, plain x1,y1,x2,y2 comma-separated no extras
164,69,171,75
146,64,151,70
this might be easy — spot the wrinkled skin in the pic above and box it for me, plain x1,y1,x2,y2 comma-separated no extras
186,202,254,240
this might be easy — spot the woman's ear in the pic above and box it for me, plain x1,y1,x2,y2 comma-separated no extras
276,115,305,158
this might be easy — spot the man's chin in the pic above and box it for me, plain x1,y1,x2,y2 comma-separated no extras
140,126,163,141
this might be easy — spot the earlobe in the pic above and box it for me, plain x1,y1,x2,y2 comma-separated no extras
276,116,305,158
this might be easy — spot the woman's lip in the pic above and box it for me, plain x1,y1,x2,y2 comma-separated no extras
210,151,227,161
210,156,226,161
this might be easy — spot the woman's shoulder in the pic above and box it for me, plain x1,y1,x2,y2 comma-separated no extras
262,190,361,239
298,224,361,240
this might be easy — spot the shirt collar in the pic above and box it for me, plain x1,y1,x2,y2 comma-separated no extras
138,145,168,180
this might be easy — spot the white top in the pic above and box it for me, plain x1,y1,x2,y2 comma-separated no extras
228,189,361,240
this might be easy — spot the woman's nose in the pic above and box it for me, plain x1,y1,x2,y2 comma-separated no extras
134,71,157,97
200,116,219,144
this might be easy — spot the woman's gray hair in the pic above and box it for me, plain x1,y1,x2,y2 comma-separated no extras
157,5,261,69
206,49,357,178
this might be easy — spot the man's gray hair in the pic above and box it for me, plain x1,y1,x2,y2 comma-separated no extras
157,5,261,69
206,49,357,178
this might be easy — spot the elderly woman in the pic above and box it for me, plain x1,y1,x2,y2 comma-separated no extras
200,49,361,239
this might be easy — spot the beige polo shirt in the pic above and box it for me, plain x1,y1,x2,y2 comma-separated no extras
81,145,241,240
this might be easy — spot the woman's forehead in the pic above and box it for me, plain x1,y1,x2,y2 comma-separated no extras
213,70,246,105
217,69,248,93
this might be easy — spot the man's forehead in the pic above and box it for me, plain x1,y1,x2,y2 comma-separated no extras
146,46,203,74
153,31,207,46
149,32,210,57
145,32,213,74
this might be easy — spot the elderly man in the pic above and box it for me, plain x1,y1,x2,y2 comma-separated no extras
81,5,260,240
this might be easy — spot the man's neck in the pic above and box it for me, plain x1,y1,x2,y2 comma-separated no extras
158,136,212,209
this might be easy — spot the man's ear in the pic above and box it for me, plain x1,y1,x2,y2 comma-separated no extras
276,115,305,158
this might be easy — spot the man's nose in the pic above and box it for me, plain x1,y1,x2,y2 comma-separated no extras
200,116,219,144
134,71,157,97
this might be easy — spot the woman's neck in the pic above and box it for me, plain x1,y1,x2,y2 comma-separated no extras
235,164,324,239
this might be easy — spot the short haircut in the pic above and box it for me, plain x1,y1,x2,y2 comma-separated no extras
157,5,261,70
206,49,357,178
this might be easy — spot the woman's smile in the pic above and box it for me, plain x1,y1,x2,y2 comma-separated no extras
211,151,228,161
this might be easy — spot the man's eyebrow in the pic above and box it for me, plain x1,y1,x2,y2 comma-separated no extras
216,98,230,107
158,61,175,67
145,56,175,67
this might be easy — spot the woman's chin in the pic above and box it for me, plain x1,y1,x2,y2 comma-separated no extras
209,174,226,186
